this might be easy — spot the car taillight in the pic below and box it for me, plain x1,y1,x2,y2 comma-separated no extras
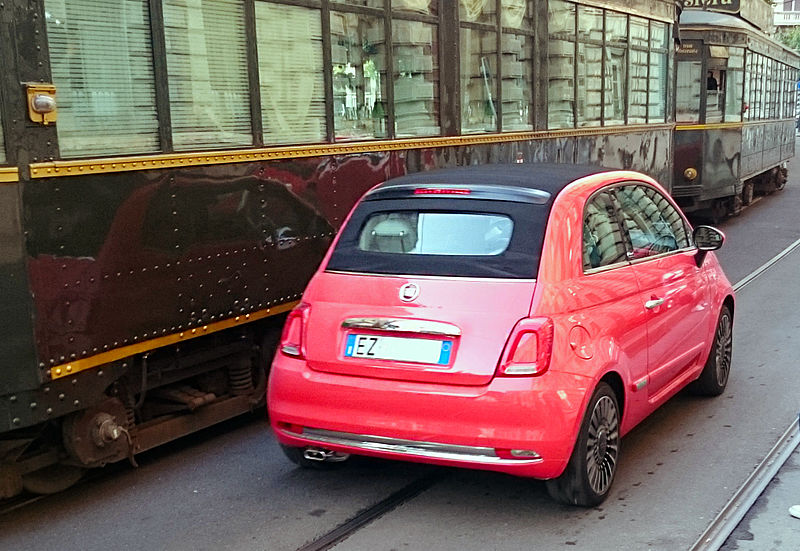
496,317,554,376
280,302,310,359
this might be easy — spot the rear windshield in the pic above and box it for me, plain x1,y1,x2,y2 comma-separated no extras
326,198,547,278
359,212,513,256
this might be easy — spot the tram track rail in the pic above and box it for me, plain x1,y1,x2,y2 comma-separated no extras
296,469,448,551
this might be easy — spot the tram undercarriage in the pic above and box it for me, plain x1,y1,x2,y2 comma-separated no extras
0,323,280,499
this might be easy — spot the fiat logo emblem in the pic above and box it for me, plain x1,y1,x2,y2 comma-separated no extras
399,283,419,302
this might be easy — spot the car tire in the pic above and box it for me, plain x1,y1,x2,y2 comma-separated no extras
279,444,350,470
545,382,620,507
690,305,733,397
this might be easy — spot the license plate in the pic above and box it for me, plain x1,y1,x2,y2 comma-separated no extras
344,334,453,365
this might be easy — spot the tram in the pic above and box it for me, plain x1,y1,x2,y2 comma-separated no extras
673,8,800,222
0,0,782,499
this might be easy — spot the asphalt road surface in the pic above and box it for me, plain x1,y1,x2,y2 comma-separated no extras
2,159,800,551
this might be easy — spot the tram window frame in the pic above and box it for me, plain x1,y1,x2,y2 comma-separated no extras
459,0,537,134
44,0,161,158
255,2,326,145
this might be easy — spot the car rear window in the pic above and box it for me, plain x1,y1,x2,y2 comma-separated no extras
326,198,547,278
358,212,513,256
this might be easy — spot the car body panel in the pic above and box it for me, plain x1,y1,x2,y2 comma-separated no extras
302,272,535,386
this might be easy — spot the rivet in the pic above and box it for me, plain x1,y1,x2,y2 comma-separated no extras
30,402,37,409
58,393,65,400
73,400,80,406
66,365,72,372
12,418,20,425
9,395,17,403
55,368,62,375
46,408,53,415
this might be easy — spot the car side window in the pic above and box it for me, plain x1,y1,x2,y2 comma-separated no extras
615,185,689,259
583,191,627,270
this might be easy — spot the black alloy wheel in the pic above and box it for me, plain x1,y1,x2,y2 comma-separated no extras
546,382,620,507
691,305,733,396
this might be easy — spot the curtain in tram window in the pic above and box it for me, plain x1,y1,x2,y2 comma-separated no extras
163,0,252,150
45,0,159,157
255,3,325,145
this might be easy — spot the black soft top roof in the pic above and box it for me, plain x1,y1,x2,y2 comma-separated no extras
368,163,608,201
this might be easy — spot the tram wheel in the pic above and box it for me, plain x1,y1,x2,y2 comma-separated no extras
741,180,754,206
709,199,729,225
21,464,86,495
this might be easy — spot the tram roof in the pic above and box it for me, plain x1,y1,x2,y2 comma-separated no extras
680,10,756,32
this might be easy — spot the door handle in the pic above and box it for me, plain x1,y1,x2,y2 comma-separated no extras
645,298,665,309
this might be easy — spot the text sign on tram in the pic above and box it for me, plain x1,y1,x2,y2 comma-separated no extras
682,0,740,14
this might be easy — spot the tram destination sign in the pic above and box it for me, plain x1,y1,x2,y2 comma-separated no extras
682,0,739,14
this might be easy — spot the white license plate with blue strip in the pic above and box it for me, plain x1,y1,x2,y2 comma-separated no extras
344,334,453,365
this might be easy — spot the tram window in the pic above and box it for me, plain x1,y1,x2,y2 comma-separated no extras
255,3,325,146
501,32,534,131
502,0,534,29
648,22,669,123
394,0,437,16
604,12,627,125
459,0,495,24
460,28,498,133
706,70,723,124
393,20,441,137
629,49,648,124
331,11,388,140
676,61,701,123
44,0,159,158
725,48,744,122
576,7,602,127
548,0,575,129
163,0,252,150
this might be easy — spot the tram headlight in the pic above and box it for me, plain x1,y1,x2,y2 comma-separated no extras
683,167,698,181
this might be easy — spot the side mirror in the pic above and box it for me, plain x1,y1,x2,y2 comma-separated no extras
693,225,725,266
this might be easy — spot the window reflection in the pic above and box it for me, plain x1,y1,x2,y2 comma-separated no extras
459,0,494,24
502,33,533,130
461,28,497,133
394,0,436,15
331,11,388,140
393,20,440,136
45,0,159,157
164,0,252,150
548,0,575,129
256,4,325,145
676,61,701,123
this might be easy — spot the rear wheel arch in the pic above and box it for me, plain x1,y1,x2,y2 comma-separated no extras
599,371,625,420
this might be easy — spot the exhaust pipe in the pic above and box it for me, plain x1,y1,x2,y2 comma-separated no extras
303,447,350,463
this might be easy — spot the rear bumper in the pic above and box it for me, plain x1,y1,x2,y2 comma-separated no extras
268,354,594,479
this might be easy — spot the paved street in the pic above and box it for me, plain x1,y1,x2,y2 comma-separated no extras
1,163,800,551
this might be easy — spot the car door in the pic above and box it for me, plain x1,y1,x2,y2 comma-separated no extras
576,190,650,403
614,183,711,402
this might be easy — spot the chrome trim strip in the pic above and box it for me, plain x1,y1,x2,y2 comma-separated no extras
342,317,462,337
284,427,542,465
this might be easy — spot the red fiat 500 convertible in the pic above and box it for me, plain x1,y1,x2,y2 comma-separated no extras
268,164,734,506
